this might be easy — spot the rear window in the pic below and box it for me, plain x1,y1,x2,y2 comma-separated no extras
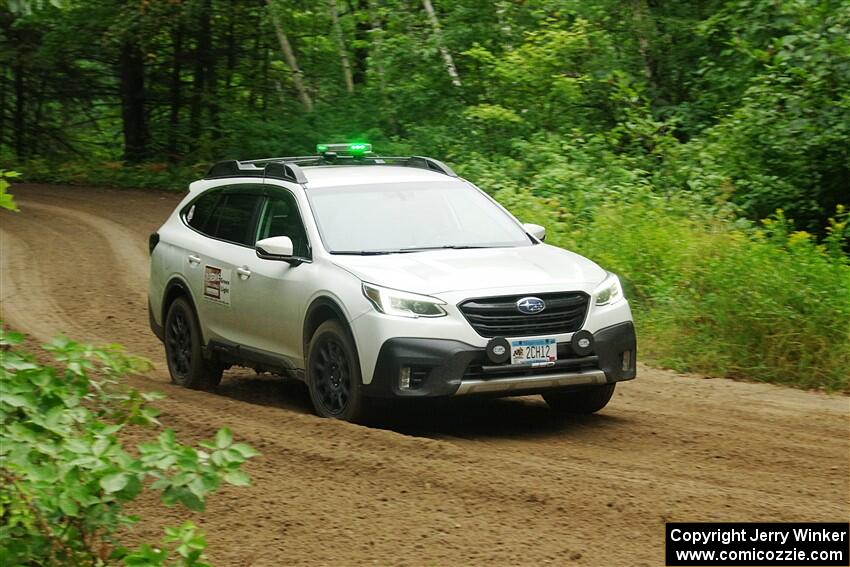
185,191,220,233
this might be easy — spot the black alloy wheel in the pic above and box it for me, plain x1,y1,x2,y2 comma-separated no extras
306,320,370,422
310,336,352,415
163,296,223,390
166,307,192,380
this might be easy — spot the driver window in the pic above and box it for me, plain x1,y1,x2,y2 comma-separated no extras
257,192,309,258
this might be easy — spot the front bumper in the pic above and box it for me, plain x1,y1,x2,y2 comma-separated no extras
361,321,636,398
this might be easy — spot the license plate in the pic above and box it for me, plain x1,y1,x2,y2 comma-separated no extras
509,337,557,366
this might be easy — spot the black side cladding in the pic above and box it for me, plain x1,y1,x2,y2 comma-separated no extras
148,232,159,255
594,321,637,381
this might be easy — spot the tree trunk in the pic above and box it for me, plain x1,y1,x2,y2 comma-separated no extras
168,22,184,161
421,0,461,87
329,0,354,93
31,74,47,155
13,64,25,157
0,66,7,151
258,31,268,112
226,0,237,88
365,0,387,91
207,18,220,141
0,67,5,149
250,18,263,110
118,41,148,162
632,0,658,94
346,0,371,85
267,0,313,111
190,0,211,141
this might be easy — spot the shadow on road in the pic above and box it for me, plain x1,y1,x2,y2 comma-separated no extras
373,396,627,440
216,372,314,414
215,371,629,441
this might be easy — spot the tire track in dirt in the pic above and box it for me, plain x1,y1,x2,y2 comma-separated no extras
2,198,150,348
20,200,150,287
0,228,89,342
2,184,848,567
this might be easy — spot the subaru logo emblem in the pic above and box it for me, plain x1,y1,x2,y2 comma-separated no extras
516,296,545,314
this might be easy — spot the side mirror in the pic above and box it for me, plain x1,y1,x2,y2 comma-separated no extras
256,236,300,265
523,223,546,242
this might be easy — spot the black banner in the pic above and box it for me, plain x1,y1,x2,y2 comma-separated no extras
666,522,849,566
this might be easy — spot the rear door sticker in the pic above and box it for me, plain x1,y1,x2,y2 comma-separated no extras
204,265,231,305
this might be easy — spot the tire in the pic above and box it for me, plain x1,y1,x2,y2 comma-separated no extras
543,383,616,414
164,296,223,390
306,320,370,422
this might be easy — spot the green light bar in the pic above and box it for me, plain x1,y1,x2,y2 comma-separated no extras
316,143,372,155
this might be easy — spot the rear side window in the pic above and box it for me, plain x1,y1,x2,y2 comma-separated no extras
206,193,261,246
185,191,220,233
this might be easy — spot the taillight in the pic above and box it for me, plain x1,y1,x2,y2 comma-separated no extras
149,232,160,255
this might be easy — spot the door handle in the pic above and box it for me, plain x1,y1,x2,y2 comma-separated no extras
236,266,252,280
187,254,201,265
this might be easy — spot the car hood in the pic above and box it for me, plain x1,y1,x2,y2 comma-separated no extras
329,244,607,295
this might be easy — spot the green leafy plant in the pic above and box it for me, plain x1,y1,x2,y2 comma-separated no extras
496,187,850,391
0,329,259,565
0,170,20,211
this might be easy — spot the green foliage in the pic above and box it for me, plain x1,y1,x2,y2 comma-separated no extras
499,189,850,391
0,330,259,565
122,523,210,567
13,159,200,191
0,170,20,211
688,0,850,234
3,0,847,234
462,16,614,134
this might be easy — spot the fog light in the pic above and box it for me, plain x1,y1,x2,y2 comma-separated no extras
621,350,632,370
486,337,511,364
399,367,411,390
571,330,594,356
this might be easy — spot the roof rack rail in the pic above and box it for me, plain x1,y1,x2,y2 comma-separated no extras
406,155,457,177
206,154,458,181
204,160,307,184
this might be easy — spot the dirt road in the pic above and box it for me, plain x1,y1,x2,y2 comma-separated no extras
2,184,848,566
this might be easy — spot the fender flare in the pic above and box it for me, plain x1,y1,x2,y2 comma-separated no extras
302,296,352,348
160,276,208,343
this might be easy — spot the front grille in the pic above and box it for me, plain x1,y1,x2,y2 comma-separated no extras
459,291,589,338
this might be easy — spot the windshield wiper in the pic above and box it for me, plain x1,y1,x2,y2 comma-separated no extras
331,250,400,255
399,245,495,251
333,245,498,255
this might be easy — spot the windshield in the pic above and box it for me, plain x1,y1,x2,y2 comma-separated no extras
306,181,532,254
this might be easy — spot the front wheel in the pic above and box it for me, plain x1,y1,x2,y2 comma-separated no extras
543,383,616,414
164,296,222,390
306,320,371,422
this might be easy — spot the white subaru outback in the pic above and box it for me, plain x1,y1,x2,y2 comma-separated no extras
148,144,636,422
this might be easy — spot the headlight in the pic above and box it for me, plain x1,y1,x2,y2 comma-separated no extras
594,273,624,306
362,283,447,318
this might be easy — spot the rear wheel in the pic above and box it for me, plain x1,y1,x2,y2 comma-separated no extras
306,320,370,422
164,296,222,390
543,383,616,414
